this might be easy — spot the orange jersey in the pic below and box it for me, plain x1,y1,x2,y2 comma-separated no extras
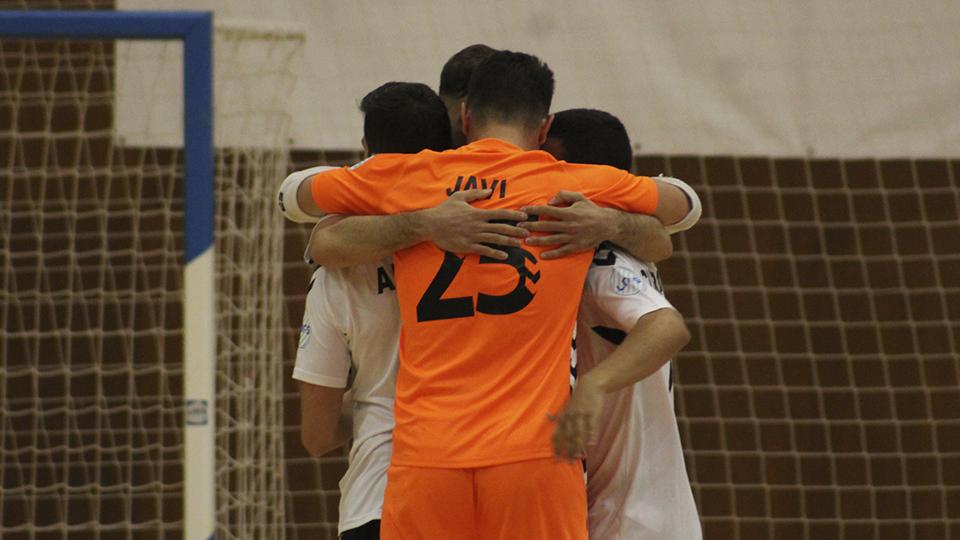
308,138,659,467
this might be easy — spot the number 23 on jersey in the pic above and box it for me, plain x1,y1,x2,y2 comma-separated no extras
416,245,541,322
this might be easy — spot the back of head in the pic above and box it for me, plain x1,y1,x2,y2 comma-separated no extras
466,50,554,130
439,44,499,99
360,82,453,154
547,108,634,171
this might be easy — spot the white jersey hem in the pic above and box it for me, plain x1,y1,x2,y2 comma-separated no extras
292,367,348,388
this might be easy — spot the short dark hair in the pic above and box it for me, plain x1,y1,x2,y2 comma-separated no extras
548,108,633,171
466,50,554,129
359,82,453,154
438,44,498,98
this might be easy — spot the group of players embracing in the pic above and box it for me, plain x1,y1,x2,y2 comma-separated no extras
277,44,704,540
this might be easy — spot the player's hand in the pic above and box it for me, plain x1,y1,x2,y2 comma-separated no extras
519,191,617,259
419,189,528,260
550,374,605,460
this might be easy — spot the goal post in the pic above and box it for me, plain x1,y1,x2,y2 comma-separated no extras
0,10,216,540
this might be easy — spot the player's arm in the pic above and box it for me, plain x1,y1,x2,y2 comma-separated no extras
299,383,352,456
307,190,530,268
652,176,702,232
277,166,336,222
520,192,672,261
296,175,324,218
581,308,689,395
277,163,383,221
553,307,690,459
293,273,353,456
519,177,701,261
552,253,691,459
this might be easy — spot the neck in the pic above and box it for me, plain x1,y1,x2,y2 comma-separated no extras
468,123,540,150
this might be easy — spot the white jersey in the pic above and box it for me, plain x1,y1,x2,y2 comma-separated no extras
292,259,399,535
577,246,701,540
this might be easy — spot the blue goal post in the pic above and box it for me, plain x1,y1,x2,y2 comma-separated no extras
0,10,216,540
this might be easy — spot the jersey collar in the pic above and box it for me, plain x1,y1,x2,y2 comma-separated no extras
460,138,526,154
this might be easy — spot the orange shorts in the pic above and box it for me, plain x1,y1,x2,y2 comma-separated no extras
381,457,587,540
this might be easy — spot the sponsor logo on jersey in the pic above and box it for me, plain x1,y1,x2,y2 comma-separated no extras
298,324,311,349
611,267,647,296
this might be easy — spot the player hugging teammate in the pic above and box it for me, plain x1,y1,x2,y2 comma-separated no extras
277,45,703,540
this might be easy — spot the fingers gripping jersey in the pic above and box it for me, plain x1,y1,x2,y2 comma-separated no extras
308,138,660,467
577,247,702,540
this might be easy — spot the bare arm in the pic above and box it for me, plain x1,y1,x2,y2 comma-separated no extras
307,189,530,268
520,191,673,261
519,174,701,261
551,308,690,459
299,382,352,457
580,308,689,394
608,212,673,262
652,179,692,228
295,173,325,218
307,213,432,268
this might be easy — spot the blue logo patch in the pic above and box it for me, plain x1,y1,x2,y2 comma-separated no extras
298,324,311,349
611,268,646,296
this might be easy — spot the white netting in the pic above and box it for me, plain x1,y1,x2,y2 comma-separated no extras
645,155,960,540
0,21,303,539
210,23,302,540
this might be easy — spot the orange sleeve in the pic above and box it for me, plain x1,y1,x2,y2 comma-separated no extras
569,164,659,215
308,156,397,215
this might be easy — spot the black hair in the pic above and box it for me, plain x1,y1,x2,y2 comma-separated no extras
547,108,633,171
438,44,498,98
466,50,554,129
359,82,453,154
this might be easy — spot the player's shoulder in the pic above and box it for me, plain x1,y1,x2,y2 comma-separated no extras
301,267,334,326
304,266,337,302
559,160,630,180
322,258,397,300
305,263,361,299
586,244,663,297
352,149,447,176
350,153,403,172
349,150,426,169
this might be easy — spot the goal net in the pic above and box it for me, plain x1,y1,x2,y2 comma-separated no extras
0,16,303,539
645,155,960,539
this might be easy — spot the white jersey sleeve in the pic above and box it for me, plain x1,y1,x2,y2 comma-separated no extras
579,247,702,540
583,246,675,332
292,269,351,388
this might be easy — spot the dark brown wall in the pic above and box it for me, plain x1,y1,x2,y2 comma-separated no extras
643,156,960,540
